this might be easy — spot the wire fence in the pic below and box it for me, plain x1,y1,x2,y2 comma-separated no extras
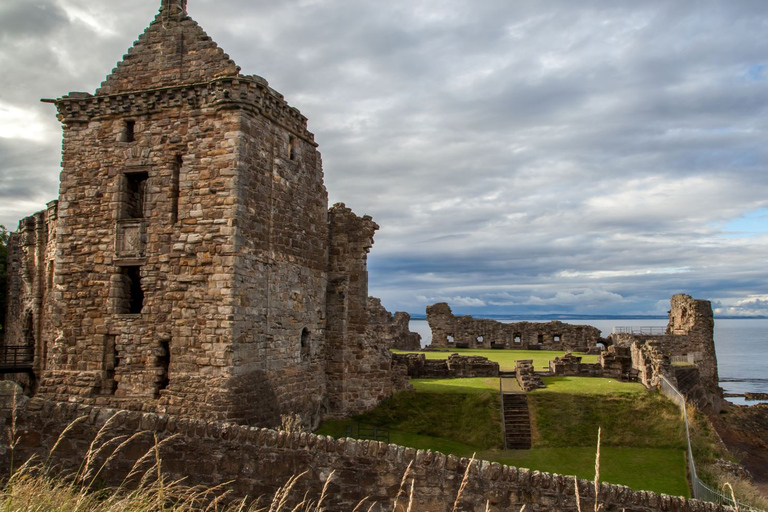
658,375,763,512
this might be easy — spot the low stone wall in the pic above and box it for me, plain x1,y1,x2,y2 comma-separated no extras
1,398,729,512
515,360,544,392
549,354,603,377
392,353,499,379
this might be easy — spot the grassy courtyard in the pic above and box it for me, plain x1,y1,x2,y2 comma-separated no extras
316,375,690,497
391,348,599,371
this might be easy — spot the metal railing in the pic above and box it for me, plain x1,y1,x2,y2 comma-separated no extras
670,353,703,365
344,422,390,443
612,326,666,335
0,345,34,371
658,375,764,511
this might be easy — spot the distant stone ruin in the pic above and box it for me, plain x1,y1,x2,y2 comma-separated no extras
608,294,722,409
426,302,602,351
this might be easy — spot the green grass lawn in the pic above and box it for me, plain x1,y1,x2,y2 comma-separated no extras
315,376,690,497
533,376,646,395
483,446,689,497
392,348,598,371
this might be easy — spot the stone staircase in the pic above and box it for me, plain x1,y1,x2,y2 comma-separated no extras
502,392,532,449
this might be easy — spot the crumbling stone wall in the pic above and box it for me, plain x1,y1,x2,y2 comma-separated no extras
665,294,718,390
366,297,421,350
548,348,636,381
549,353,603,377
607,295,720,406
426,302,601,352
515,360,545,391
392,353,499,379
2,201,58,384
2,399,731,512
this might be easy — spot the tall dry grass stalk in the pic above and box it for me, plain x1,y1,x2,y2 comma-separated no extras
451,453,475,512
722,482,740,512
391,460,412,511
594,427,601,512
573,427,602,512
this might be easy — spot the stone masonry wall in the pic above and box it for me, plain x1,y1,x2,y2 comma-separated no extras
392,353,499,379
1,399,731,512
426,302,601,352
366,297,422,350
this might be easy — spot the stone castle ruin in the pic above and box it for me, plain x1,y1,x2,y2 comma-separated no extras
1,0,419,428
426,302,602,351
607,294,722,408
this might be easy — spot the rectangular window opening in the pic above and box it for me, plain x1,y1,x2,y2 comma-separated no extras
118,266,144,314
125,120,136,143
288,135,297,160
123,172,148,219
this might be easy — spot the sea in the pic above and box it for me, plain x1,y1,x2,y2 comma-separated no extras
408,317,768,406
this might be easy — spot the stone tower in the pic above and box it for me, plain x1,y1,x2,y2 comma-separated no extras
11,0,392,427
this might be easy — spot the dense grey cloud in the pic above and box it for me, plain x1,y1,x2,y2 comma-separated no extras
1,0,767,317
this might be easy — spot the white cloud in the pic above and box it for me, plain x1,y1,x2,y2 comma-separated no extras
3,0,768,316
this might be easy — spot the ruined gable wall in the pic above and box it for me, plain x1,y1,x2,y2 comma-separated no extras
665,294,718,389
325,205,389,418
95,4,239,96
426,302,601,351
3,399,732,512
39,89,241,420
227,99,329,427
366,297,421,351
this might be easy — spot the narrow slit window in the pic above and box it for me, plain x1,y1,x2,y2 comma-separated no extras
288,135,297,160
300,328,310,360
171,155,182,224
157,340,170,396
104,335,118,395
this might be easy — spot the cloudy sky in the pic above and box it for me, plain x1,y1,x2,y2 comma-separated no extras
1,0,767,317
